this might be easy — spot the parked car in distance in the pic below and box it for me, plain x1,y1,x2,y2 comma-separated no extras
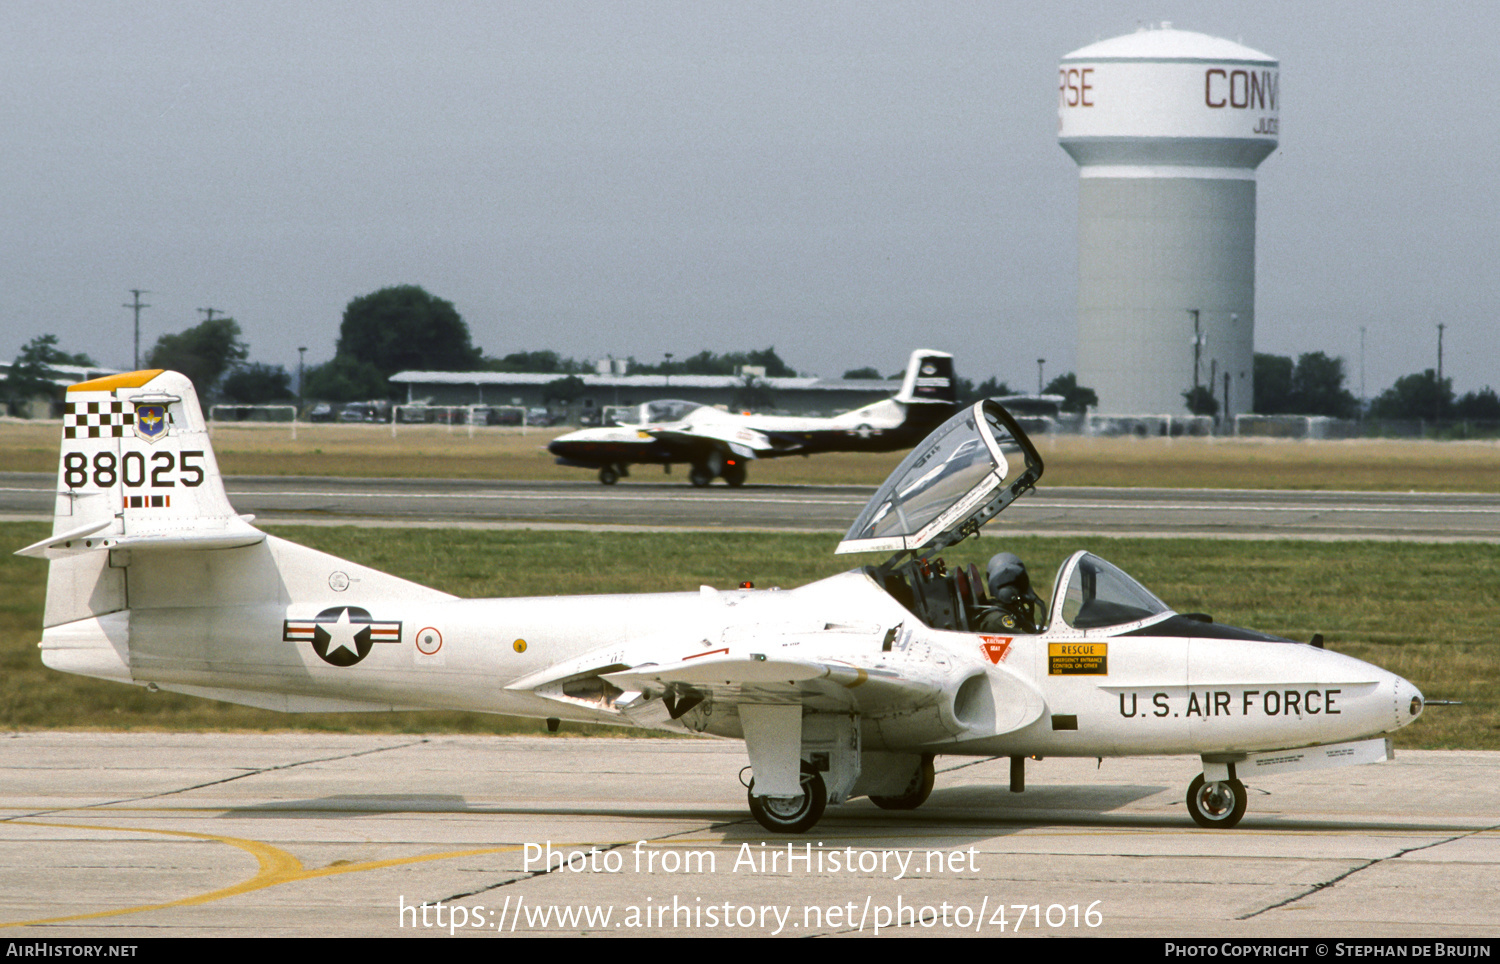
338,401,389,423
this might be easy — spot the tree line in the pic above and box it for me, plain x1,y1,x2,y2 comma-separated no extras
3,286,812,410
1250,352,1500,421
6,285,1496,423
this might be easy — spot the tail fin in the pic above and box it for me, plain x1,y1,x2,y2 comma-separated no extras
19,369,262,561
17,369,264,639
20,369,451,701
893,350,957,405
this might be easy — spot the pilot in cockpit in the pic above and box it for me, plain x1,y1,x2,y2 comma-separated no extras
975,552,1043,634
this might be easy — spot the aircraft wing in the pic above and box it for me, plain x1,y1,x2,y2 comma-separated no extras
602,646,1045,742
502,605,1044,748
649,423,778,461
604,653,945,715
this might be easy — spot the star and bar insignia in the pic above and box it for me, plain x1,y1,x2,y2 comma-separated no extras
283,606,402,667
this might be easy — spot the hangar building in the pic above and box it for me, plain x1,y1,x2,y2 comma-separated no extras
388,370,900,419
1058,25,1278,417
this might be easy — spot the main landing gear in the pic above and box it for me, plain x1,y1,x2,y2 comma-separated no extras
747,761,827,834
869,754,935,810
1185,773,1248,829
599,462,745,487
689,461,747,487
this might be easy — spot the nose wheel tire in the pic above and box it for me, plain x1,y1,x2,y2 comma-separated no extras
870,753,936,810
688,465,714,487
748,763,827,833
1186,773,1247,829
597,466,619,485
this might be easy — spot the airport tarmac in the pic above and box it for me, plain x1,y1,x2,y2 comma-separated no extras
0,733,1495,938
3,473,1499,540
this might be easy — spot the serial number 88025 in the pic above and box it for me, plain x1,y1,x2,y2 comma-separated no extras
64,451,206,489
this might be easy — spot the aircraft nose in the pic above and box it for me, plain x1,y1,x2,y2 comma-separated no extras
1393,675,1424,729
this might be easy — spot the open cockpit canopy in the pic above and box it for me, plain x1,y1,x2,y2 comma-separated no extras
608,399,703,426
837,400,1043,562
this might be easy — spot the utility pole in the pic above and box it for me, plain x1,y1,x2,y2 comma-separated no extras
297,346,308,403
1188,309,1202,390
664,352,673,390
198,307,223,322
1036,358,1045,395
124,289,151,369
1436,323,1446,422
1359,326,1366,408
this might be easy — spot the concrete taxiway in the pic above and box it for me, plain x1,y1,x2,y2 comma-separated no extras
0,733,1494,938
3,473,1499,540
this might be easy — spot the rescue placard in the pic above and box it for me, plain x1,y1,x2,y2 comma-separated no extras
1049,642,1107,675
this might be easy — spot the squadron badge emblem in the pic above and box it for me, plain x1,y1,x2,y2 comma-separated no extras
133,404,169,443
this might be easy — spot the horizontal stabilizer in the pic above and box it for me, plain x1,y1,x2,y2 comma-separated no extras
19,516,265,559
16,520,113,559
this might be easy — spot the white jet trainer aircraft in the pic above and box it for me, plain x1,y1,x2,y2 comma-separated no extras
23,371,1424,833
547,349,959,486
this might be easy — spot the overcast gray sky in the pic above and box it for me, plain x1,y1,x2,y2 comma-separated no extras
5,1,1496,398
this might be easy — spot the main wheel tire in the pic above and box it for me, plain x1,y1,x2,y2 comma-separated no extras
748,763,827,833
598,466,619,485
722,463,747,487
1186,773,1247,829
688,465,714,488
870,754,936,810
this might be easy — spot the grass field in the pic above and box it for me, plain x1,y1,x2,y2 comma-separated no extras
3,419,1500,489
2,521,1493,749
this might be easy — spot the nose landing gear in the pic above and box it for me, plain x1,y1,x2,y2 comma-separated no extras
1186,773,1247,828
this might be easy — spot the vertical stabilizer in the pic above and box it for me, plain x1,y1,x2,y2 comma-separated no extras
22,369,262,559
20,370,455,699
18,369,265,629
894,350,957,405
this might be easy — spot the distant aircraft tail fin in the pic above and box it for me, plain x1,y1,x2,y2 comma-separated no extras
893,350,957,405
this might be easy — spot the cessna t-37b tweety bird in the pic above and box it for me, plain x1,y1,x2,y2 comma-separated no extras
547,349,959,486
23,371,1423,832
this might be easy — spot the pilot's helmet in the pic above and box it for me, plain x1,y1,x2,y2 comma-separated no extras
987,552,1032,600
991,583,1024,608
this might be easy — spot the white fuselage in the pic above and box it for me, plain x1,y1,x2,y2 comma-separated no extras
42,546,1418,760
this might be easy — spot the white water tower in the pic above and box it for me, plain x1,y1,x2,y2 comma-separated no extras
1058,24,1278,417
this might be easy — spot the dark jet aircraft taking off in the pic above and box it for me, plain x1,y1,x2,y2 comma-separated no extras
547,349,959,486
